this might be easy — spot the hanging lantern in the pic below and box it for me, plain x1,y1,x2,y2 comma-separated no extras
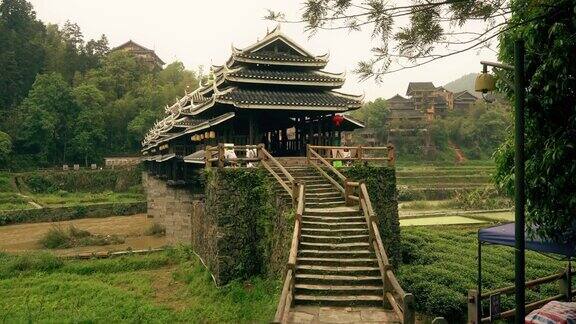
191,135,196,141
200,134,205,140
332,114,344,127
204,131,209,139
209,131,216,139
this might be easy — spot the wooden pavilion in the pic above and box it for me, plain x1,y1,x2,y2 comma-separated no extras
141,26,365,180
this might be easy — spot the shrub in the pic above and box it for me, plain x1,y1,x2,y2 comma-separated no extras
18,169,141,193
39,225,125,249
453,188,512,210
145,223,166,237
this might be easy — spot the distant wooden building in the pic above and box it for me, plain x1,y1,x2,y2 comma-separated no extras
111,40,165,69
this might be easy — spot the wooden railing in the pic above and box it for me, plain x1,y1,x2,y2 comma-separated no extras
467,268,575,323
273,183,305,324
307,144,395,166
345,182,415,324
205,144,262,168
307,144,346,195
205,144,298,205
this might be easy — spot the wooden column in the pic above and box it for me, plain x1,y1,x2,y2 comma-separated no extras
248,115,254,145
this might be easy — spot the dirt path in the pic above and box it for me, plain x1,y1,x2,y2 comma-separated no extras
0,214,166,255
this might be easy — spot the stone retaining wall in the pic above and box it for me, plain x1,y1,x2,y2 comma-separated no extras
142,172,218,269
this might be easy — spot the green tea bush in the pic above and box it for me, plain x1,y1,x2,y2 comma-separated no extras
398,226,569,322
453,188,513,210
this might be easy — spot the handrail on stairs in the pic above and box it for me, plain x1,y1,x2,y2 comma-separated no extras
357,182,415,324
259,145,298,205
272,183,305,324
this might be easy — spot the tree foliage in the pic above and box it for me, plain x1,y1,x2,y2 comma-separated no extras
494,0,576,243
0,0,200,169
430,101,511,159
268,0,513,80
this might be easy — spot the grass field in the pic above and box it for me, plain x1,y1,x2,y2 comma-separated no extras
398,225,573,322
33,191,144,207
0,247,279,322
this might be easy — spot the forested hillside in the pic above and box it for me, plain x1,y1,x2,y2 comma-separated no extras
0,0,200,170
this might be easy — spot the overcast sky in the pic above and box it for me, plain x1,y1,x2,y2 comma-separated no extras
29,0,498,100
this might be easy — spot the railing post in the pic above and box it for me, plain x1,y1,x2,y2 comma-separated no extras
217,143,224,169
257,143,265,161
344,180,352,206
306,144,311,164
560,266,572,301
468,289,479,324
403,293,415,324
387,144,396,167
292,181,298,207
358,145,363,162
205,145,212,169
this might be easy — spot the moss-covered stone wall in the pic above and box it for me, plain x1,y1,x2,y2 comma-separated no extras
204,168,290,284
344,165,401,268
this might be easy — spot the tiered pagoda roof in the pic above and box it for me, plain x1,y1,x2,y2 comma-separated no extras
142,25,363,152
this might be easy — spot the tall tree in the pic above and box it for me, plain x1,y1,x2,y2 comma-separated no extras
15,73,76,164
0,0,46,109
70,84,107,165
495,0,576,243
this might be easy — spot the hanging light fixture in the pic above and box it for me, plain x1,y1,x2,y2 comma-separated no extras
209,131,216,139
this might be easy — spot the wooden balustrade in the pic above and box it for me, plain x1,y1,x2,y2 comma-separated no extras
357,182,415,324
273,183,305,324
308,144,395,167
468,268,575,323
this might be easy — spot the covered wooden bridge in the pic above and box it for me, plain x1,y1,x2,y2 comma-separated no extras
141,26,412,324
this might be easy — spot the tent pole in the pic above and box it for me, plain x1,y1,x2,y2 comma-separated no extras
477,236,482,324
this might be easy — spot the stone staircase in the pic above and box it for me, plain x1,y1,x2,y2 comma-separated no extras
269,166,346,208
295,206,383,307
269,165,385,307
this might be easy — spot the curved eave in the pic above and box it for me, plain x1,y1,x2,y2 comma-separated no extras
225,74,344,88
232,55,328,68
144,112,236,149
216,98,359,111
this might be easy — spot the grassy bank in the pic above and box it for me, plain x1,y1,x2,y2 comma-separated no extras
398,225,572,322
0,247,279,322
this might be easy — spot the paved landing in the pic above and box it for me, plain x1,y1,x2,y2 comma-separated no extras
288,306,400,323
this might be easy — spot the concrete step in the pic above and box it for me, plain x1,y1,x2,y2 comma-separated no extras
302,221,367,230
306,201,347,208
295,283,383,296
299,249,374,259
305,196,345,203
299,241,371,251
301,228,368,236
301,234,370,244
295,273,382,286
304,208,363,217
302,215,365,222
298,257,378,267
306,192,342,198
297,264,381,276
305,183,334,189
294,294,383,307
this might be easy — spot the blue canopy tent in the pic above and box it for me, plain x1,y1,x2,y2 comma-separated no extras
476,222,575,322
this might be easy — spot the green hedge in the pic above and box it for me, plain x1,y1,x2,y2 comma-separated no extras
0,201,146,226
398,226,570,323
17,169,141,193
204,168,279,284
343,165,401,268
